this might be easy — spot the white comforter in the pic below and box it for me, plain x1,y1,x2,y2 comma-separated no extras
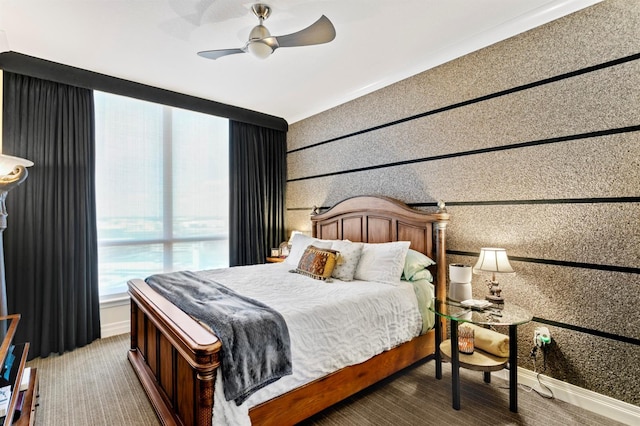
197,262,430,425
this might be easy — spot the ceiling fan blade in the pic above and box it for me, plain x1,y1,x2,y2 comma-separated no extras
274,15,335,48
197,48,245,60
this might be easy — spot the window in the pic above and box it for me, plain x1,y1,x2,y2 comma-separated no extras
95,92,229,296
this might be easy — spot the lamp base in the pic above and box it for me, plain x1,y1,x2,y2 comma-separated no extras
486,294,504,304
448,281,472,302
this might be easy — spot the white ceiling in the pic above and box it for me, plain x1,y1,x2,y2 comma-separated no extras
0,0,601,124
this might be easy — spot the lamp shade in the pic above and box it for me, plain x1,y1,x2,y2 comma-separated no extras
473,248,515,274
0,154,34,175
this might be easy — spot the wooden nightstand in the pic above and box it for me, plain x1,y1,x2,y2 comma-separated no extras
266,257,285,263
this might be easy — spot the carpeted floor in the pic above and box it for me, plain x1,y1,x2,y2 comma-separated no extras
27,334,158,426
27,334,622,425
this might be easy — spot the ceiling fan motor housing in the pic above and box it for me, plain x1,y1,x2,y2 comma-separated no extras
252,4,272,21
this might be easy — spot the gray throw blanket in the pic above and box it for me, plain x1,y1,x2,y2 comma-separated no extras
145,271,292,405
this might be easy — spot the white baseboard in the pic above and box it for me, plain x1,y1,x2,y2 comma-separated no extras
495,368,640,425
100,293,131,338
101,319,130,338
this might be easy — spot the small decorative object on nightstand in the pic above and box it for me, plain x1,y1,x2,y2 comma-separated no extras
458,324,474,354
473,247,514,304
278,241,290,257
448,263,472,302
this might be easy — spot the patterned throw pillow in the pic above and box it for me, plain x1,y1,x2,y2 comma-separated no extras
285,233,333,266
330,240,364,281
294,245,340,281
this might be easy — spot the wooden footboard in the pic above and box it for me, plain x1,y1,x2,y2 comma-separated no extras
129,278,436,426
128,278,221,426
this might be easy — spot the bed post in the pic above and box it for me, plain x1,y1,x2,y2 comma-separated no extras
196,366,216,425
130,295,138,352
434,201,449,342
310,205,320,238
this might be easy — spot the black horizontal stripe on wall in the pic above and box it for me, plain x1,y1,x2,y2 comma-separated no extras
287,196,640,212
532,317,640,347
287,125,640,183
287,51,640,155
448,250,640,275
417,197,640,207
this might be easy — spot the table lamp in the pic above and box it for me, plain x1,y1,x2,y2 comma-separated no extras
473,247,514,304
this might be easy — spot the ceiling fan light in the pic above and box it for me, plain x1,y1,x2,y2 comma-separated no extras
248,41,273,59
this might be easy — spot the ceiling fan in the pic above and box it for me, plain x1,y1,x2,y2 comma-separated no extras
197,3,336,60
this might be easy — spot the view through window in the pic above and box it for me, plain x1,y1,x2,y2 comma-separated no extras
95,92,229,296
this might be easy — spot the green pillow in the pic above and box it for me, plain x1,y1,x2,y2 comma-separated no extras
403,249,435,281
408,269,433,283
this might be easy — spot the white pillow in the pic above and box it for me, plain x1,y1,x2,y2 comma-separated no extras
330,240,364,281
354,241,411,285
285,233,332,266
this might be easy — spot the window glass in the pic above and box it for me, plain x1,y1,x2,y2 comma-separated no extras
172,107,229,239
95,92,229,296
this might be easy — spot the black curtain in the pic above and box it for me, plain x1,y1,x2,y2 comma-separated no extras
2,72,100,358
229,121,286,266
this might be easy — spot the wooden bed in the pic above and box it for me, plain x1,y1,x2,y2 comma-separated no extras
127,195,450,426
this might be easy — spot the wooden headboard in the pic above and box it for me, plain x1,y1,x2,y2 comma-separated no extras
310,195,450,304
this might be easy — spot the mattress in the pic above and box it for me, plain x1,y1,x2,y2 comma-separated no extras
193,262,433,425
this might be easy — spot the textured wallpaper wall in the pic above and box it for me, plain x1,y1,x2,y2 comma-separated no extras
286,0,640,406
